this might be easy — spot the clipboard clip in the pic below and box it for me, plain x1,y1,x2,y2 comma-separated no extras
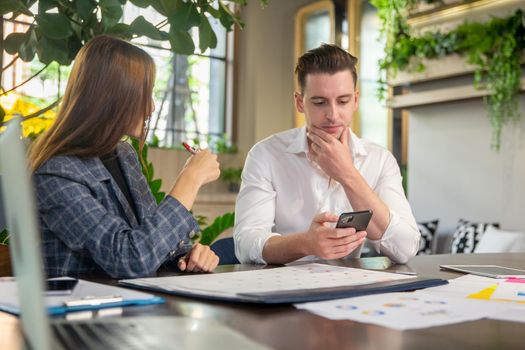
64,295,123,307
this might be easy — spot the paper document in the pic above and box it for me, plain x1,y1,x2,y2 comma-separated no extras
295,291,508,330
419,274,525,304
416,274,525,324
0,277,163,315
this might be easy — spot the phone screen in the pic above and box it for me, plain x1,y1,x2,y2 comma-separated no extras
336,210,373,231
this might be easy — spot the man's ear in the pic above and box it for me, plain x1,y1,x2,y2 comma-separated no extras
294,92,305,113
353,89,360,112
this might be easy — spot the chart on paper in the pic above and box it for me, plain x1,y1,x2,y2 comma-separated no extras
295,292,508,330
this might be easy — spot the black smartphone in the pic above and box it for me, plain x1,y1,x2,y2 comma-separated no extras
336,210,373,231
46,279,78,295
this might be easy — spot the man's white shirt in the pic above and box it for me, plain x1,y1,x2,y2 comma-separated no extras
233,127,420,264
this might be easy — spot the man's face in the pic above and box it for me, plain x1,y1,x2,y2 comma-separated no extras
295,70,359,139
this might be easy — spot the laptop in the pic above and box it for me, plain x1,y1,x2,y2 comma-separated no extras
0,119,268,350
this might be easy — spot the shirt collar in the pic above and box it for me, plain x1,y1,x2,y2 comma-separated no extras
285,126,368,158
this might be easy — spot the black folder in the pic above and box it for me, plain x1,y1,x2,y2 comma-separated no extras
120,277,448,304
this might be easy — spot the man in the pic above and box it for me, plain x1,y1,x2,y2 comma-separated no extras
234,44,420,265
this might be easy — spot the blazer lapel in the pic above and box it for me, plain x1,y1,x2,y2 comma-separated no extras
116,143,156,225
88,155,139,227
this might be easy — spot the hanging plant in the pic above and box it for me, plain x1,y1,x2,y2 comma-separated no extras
372,0,525,151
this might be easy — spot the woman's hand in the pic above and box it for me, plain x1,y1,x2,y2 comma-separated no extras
169,149,220,210
183,149,221,187
177,243,219,272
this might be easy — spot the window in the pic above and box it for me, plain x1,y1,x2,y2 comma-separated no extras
124,5,234,149
357,1,388,148
2,4,235,149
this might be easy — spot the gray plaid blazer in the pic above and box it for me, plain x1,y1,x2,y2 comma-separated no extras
34,142,197,278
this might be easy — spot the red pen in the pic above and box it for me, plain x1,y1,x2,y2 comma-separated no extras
182,142,199,155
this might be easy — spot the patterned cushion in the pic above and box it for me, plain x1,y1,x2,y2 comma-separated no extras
417,220,439,255
451,219,499,253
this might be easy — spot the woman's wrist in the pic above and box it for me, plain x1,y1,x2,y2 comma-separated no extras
169,169,202,210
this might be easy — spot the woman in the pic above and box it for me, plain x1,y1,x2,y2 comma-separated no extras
29,35,220,278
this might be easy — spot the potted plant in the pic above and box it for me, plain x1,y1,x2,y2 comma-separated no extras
220,167,242,193
0,229,11,276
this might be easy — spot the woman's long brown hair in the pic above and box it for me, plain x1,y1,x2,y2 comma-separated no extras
29,35,156,171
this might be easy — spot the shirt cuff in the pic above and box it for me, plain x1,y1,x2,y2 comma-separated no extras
367,210,399,254
250,232,281,264
159,196,200,260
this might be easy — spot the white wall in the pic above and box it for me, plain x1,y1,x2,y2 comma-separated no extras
236,0,313,154
408,97,525,233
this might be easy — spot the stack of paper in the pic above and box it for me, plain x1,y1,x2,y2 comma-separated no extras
0,277,164,315
295,274,525,330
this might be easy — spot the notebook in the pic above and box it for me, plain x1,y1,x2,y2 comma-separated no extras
0,119,269,350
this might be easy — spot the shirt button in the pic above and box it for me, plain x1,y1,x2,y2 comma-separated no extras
178,240,187,248
189,230,196,238
169,250,177,257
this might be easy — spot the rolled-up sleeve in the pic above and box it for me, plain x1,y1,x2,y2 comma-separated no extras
36,174,199,278
367,153,420,264
233,148,280,264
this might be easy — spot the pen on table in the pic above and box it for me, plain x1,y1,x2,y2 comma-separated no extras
182,142,199,155
64,295,123,307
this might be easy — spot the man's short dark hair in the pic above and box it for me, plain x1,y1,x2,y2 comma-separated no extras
295,44,358,94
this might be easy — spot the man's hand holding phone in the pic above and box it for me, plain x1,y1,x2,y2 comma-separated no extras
303,212,368,260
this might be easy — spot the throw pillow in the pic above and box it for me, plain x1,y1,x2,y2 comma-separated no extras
475,226,525,253
450,219,499,254
417,220,439,255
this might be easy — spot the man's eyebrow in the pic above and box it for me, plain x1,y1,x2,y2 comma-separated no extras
309,94,353,100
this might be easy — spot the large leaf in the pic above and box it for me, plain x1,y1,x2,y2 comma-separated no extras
130,16,163,40
169,29,195,55
36,36,71,65
160,0,179,16
18,28,37,61
146,0,167,16
0,105,5,123
38,0,58,13
99,0,124,29
199,212,235,246
3,32,26,55
198,14,217,53
107,23,132,38
150,179,162,193
218,2,236,31
169,1,200,32
36,13,73,39
75,0,97,21
129,0,150,8
0,0,23,15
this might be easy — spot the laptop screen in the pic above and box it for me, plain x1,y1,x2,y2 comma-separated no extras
0,119,53,350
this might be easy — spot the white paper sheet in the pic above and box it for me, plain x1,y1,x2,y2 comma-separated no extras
121,263,414,298
0,277,157,314
294,292,509,330
418,274,525,304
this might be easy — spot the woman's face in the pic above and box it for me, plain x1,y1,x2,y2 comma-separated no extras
127,99,154,139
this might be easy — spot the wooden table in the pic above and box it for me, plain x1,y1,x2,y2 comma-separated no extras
2,253,524,349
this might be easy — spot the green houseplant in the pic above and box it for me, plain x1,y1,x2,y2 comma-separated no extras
0,229,11,276
1,0,268,123
371,1,525,151
130,139,236,246
220,166,242,192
